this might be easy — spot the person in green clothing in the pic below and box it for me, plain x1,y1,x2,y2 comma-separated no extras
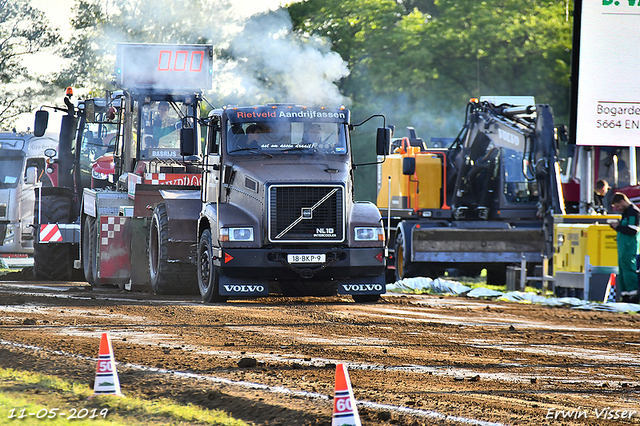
610,192,640,303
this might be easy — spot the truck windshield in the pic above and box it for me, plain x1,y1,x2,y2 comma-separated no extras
140,101,191,159
81,121,118,163
226,121,348,156
0,153,25,189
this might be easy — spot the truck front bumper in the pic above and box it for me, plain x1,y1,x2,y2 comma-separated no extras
217,247,386,296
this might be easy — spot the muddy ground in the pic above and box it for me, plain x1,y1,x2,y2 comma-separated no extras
0,280,639,425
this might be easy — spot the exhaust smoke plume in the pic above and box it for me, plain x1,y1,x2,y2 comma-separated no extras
69,0,350,108
221,9,350,107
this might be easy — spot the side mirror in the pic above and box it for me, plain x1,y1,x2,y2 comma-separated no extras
376,127,390,156
34,110,49,137
25,167,38,185
180,127,196,156
84,99,96,123
207,124,220,154
402,157,416,175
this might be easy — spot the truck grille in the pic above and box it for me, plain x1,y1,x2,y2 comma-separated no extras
0,204,6,218
268,185,344,243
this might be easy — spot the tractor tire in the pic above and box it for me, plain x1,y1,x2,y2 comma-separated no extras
149,203,198,295
82,215,97,285
33,195,74,281
197,229,227,303
394,232,418,281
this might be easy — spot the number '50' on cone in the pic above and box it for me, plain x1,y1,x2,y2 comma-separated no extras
332,363,362,426
89,332,123,399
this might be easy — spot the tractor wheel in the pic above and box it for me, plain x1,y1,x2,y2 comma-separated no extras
394,232,418,281
149,203,198,295
197,229,227,303
33,195,74,281
82,215,97,285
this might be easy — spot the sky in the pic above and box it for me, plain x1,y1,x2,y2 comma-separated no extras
23,0,74,75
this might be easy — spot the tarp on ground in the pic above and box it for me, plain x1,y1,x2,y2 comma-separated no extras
387,277,471,295
386,277,640,313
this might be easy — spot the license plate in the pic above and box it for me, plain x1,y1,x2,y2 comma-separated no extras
287,254,325,263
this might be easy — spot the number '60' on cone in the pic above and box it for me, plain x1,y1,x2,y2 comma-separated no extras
89,332,123,399
332,364,361,426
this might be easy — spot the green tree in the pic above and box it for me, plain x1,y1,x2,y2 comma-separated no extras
288,0,573,201
0,0,60,128
290,0,572,128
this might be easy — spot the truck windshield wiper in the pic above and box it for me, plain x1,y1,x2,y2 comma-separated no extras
228,147,273,158
279,145,318,153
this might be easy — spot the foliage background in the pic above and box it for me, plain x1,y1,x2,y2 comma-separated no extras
0,0,573,200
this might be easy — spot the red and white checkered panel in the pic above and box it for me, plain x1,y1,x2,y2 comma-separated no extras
143,173,201,186
100,216,127,246
98,216,131,280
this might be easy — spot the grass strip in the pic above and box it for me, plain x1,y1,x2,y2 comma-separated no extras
0,368,249,426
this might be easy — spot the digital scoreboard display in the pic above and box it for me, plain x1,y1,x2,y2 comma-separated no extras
115,43,213,91
573,1,640,146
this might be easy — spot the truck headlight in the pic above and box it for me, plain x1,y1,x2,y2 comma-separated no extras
220,227,254,242
92,170,109,180
354,227,384,241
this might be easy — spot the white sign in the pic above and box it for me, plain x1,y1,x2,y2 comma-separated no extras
575,0,640,146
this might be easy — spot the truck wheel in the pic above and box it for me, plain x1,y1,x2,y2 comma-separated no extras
149,203,198,295
33,195,74,281
352,294,381,303
198,229,227,303
82,215,97,285
394,232,418,281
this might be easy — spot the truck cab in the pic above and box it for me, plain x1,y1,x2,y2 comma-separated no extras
195,104,387,302
0,132,58,256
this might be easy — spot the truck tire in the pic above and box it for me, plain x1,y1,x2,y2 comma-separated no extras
82,215,97,285
394,232,418,281
149,203,198,295
197,229,228,303
33,195,74,281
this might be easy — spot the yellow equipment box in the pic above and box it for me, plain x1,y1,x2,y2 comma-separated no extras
377,147,443,211
553,214,620,300
554,223,618,273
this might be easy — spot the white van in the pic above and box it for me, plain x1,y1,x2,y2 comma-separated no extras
0,132,58,256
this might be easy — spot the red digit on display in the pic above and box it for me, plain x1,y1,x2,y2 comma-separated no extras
174,50,188,71
190,51,204,72
158,50,172,71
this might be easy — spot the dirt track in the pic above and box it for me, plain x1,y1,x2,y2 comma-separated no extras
0,280,639,425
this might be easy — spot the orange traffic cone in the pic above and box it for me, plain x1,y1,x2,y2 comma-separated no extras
332,364,361,426
89,332,123,399
604,273,617,303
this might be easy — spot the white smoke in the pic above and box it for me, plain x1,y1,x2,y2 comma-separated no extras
42,0,350,108
219,9,350,107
